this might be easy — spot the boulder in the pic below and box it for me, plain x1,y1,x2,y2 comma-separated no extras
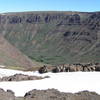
52,66,61,73
38,65,48,74
95,66,100,71
0,88,15,100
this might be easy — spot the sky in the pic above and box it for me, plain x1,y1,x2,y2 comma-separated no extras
0,0,100,13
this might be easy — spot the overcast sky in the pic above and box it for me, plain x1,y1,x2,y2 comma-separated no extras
0,0,100,13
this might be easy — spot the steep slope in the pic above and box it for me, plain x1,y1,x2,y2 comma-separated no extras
0,34,41,70
0,11,100,64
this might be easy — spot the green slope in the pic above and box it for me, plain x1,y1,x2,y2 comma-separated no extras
0,11,100,65
0,35,44,70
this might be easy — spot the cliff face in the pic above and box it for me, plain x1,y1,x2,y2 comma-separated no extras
0,11,100,64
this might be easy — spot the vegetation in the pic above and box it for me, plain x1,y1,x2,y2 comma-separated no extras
0,11,100,69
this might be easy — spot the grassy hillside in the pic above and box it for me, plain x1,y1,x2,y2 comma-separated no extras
0,11,100,65
0,35,44,70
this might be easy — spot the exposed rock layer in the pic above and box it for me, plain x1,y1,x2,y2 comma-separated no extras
39,63,100,73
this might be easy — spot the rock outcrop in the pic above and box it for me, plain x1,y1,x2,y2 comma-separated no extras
39,63,100,73
0,74,44,81
24,89,100,100
0,88,100,100
0,88,15,100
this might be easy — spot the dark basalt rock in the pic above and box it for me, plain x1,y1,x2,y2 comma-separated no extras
38,65,48,74
52,66,62,73
4,13,81,25
8,16,22,24
44,14,64,23
84,13,100,30
44,15,51,23
95,66,100,71
26,15,41,23
63,31,71,37
39,63,98,73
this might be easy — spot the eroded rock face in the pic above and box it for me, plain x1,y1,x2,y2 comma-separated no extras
39,63,99,73
0,13,81,24
0,88,15,100
24,89,100,100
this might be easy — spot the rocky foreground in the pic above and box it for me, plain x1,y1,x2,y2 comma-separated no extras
0,74,48,81
0,88,100,100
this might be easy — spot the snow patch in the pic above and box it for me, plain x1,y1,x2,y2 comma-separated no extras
0,65,6,68
0,68,100,96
